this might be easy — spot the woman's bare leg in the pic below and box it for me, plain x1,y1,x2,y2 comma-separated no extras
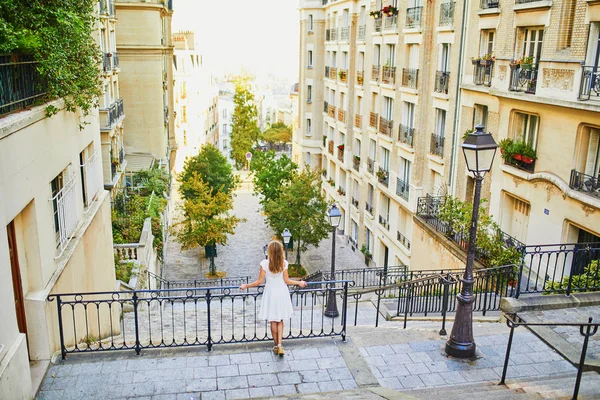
270,322,278,346
277,320,284,346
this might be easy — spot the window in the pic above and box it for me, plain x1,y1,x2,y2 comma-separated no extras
402,102,415,128
399,157,411,183
559,0,576,49
51,165,78,253
480,30,495,56
439,44,450,71
381,147,390,170
473,104,488,128
366,228,373,252
222,124,227,136
408,44,419,68
369,139,376,160
308,14,314,31
385,44,396,66
357,96,362,115
332,51,337,67
575,126,600,178
380,195,390,220
351,219,358,242
435,109,446,137
374,44,381,66
342,52,348,69
511,112,539,149
308,50,313,68
79,143,97,209
520,28,544,64
223,108,227,118
368,183,374,206
383,96,393,119
358,52,365,71
306,118,312,136
307,85,312,103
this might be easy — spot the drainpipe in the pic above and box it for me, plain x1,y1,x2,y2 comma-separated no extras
448,0,471,196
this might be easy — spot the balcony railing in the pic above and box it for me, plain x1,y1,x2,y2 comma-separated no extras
439,2,455,26
81,151,102,209
480,0,500,8
509,64,538,94
328,104,336,118
328,140,334,155
377,167,389,187
351,197,359,208
406,6,423,29
396,177,410,201
430,133,445,157
367,158,374,174
578,65,600,101
329,67,337,80
337,108,345,122
339,69,348,83
379,215,390,230
355,114,362,129
330,28,338,41
382,66,396,84
473,61,493,87
401,68,419,89
353,157,360,171
51,174,79,257
357,71,364,86
369,112,378,129
399,124,415,147
340,27,349,41
108,0,116,17
397,231,411,250
358,25,366,41
325,66,330,78
365,203,374,214
112,51,119,69
337,147,344,162
434,71,450,94
515,0,542,3
379,116,393,137
99,0,108,14
323,100,329,113
0,54,47,117
117,97,124,118
569,170,600,199
103,53,112,72
374,17,382,32
372,65,380,82
119,146,124,164
101,99,124,129
384,15,398,30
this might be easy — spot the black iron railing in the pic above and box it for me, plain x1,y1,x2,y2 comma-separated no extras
439,2,455,26
113,51,119,69
47,281,351,358
108,0,116,16
118,147,124,164
396,177,410,201
401,68,419,89
351,196,359,208
434,71,450,94
379,215,390,230
473,61,493,87
501,314,599,400
509,64,538,94
323,100,329,113
99,0,108,14
382,66,396,84
379,116,393,136
322,266,408,289
103,53,112,72
578,65,600,101
569,169,600,198
365,202,373,214
374,17,382,33
377,167,389,187
406,6,423,28
397,231,411,249
0,54,47,117
117,97,124,117
430,133,445,157
480,0,499,8
399,124,415,146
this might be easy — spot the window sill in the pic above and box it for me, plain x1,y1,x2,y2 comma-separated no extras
477,7,500,15
513,0,552,12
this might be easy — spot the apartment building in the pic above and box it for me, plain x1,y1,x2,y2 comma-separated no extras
99,0,127,196
115,0,176,172
218,84,235,160
457,0,600,252
297,0,467,268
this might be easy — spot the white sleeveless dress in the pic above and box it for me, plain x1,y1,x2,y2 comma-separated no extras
259,259,294,322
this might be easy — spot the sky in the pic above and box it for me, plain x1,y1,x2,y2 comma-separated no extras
173,0,300,84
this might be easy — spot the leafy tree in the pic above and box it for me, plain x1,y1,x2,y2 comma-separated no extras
179,144,238,199
132,166,171,196
252,152,298,207
173,175,243,275
264,168,330,265
230,80,260,169
262,122,291,145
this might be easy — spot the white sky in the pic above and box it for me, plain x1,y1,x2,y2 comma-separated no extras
173,0,300,83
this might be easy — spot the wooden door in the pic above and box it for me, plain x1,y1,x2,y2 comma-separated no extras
8,221,28,338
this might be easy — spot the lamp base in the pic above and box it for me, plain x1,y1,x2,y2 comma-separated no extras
324,309,339,318
445,338,476,358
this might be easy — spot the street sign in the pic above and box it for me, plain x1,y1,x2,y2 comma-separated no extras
246,152,252,160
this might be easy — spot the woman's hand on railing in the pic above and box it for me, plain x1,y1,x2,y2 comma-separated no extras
298,280,307,288
239,284,248,290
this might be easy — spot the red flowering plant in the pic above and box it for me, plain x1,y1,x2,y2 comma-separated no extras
382,5,399,16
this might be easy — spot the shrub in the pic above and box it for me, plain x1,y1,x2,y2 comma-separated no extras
544,260,600,294
288,264,307,278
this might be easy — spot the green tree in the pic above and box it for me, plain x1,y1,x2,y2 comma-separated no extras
179,144,238,199
252,152,298,207
132,166,171,196
264,168,330,265
262,122,292,145
230,80,260,169
173,175,243,275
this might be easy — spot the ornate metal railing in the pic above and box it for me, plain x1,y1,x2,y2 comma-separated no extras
480,0,499,8
384,15,398,30
473,61,493,87
322,266,408,289
351,196,359,207
509,64,538,94
118,147,124,164
325,66,330,78
439,2,455,26
357,71,364,86
117,97,124,117
569,169,600,198
338,68,348,83
402,68,419,89
379,116,393,136
372,65,381,82
329,67,337,80
358,25,366,41
47,281,352,358
367,157,374,174
399,124,415,147
323,100,329,113
337,146,344,162
340,27,349,41
328,104,336,118
99,0,108,14
0,54,47,117
397,231,411,249
396,177,409,201
406,6,423,29
434,71,450,94
369,112,378,129
365,202,374,214
337,108,345,122
378,215,390,230
578,65,600,101
354,114,362,128
51,174,79,257
112,51,119,69
108,0,116,17
377,167,389,187
103,53,112,72
328,140,334,155
353,157,360,171
430,133,445,157
374,17,382,32
382,66,396,84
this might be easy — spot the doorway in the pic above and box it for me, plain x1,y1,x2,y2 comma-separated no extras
8,221,28,345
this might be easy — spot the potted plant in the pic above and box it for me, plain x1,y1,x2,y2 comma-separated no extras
511,140,537,164
462,128,474,141
471,56,481,66
480,53,495,66
519,56,534,70
369,9,382,18
360,244,372,265
337,144,345,151
382,5,398,16
499,138,515,162
376,169,388,181
354,155,360,162
327,178,335,186
338,70,347,80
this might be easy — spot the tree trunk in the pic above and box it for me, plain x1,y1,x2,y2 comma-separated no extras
296,240,302,265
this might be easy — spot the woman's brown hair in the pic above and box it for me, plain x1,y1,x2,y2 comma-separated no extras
267,241,285,274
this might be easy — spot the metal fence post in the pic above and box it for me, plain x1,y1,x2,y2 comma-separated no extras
55,295,67,360
341,282,348,341
132,291,141,355
566,246,578,297
515,259,524,299
440,279,449,336
206,290,213,351
574,317,598,399
500,316,516,385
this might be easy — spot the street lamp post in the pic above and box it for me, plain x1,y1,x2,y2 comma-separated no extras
324,204,342,318
445,124,498,358
282,228,292,260
263,244,268,259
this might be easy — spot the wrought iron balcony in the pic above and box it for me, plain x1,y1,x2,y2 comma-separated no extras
578,65,600,101
118,147,124,164
325,66,330,77
108,0,116,17
372,65,380,82
328,140,334,155
99,0,108,15
439,2,455,26
112,51,119,69
367,157,374,174
358,25,366,41
384,15,398,30
401,68,419,89
117,97,124,117
480,0,500,8
353,156,360,171
397,231,411,249
379,215,390,230
101,98,124,129
374,17,382,33
569,170,600,198
0,54,47,117
509,64,538,94
103,53,112,72
365,203,374,215
399,124,415,147
369,112,379,129
379,116,393,137
355,114,362,129
515,0,542,3
377,167,389,187
357,71,364,86
323,100,329,113
337,108,345,122
434,71,450,94
322,170,327,178
328,104,336,118
330,28,338,41
396,178,410,201
351,197,359,208
406,6,423,29
503,154,536,173
340,27,349,41
430,133,445,157
337,147,344,162
382,66,396,84
473,61,493,87
339,68,348,83
329,67,337,80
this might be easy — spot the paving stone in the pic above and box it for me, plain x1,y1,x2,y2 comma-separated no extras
277,371,302,385
127,358,157,371
317,380,343,392
272,384,298,396
260,361,291,373
475,336,493,346
532,362,561,375
97,384,125,399
291,347,321,360
365,344,394,356
217,364,239,377
550,360,577,373
408,352,434,364
100,360,128,373
358,347,369,357
49,376,78,391
229,353,252,364
249,386,274,398
340,379,359,390
36,390,66,400
487,334,509,345
478,346,501,358
121,382,156,397
238,363,262,376
106,371,135,385
194,366,217,379
378,365,409,378
48,365,73,378
208,355,230,366
248,373,278,387
71,363,104,376
154,380,184,395
177,393,201,400
297,382,320,393
225,388,250,399
425,361,450,373
399,374,425,388
364,355,386,366
418,372,445,387
185,378,217,392
251,351,275,363
383,353,413,365
200,391,225,400
186,356,209,368
439,371,468,384
217,375,248,390
152,394,179,400
460,367,500,382
378,377,403,390
318,346,341,358
504,352,532,365
156,357,189,370
410,340,443,352
327,367,354,381
404,362,431,375
444,359,472,371
425,351,449,362
288,359,318,371
390,343,413,354
300,369,331,382
527,351,563,362
316,356,346,369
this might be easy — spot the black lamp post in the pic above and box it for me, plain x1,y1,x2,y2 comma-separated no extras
263,244,268,259
445,124,498,358
324,204,342,318
282,228,292,260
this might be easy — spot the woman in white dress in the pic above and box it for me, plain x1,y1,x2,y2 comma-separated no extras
240,241,307,355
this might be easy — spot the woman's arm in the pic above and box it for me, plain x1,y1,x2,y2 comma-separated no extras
240,268,265,290
283,270,307,288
